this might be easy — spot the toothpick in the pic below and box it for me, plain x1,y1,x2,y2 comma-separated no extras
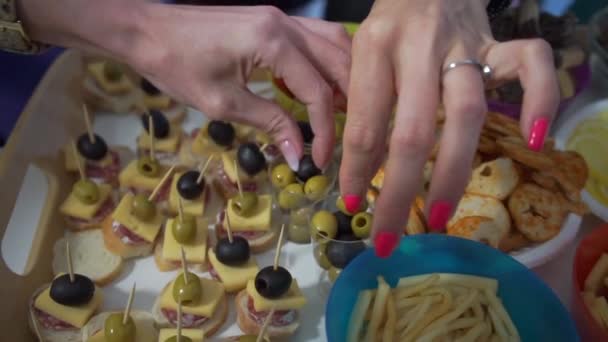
180,247,189,284
273,224,285,271
148,113,155,161
82,104,95,143
196,155,215,184
30,307,43,341
148,165,176,201
123,283,136,325
260,143,269,152
177,301,183,342
71,141,85,180
225,210,234,244
234,159,243,198
257,308,275,342
177,197,184,223
66,241,75,282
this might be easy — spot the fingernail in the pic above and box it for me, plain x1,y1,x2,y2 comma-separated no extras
428,201,452,232
279,140,300,171
344,194,361,213
528,117,549,152
374,232,399,258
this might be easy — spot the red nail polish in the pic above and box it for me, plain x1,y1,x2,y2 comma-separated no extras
528,117,549,152
428,201,452,232
374,232,399,258
344,194,362,214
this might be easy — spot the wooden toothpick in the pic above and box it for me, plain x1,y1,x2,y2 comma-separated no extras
30,307,43,341
123,283,136,325
177,300,183,342
196,155,215,184
180,247,189,284
148,113,155,161
259,143,269,152
234,159,243,198
257,308,275,342
148,165,176,201
82,104,95,143
273,224,286,271
66,241,75,282
225,211,234,244
71,141,85,180
177,197,184,223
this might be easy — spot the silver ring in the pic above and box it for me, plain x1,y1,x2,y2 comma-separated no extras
443,59,492,82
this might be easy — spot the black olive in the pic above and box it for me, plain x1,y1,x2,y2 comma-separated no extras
177,171,204,200
142,110,170,139
326,234,366,269
237,143,267,176
296,155,321,182
215,236,250,266
49,274,95,306
208,121,235,147
77,133,108,161
334,211,353,236
140,78,161,96
297,121,314,144
255,266,292,299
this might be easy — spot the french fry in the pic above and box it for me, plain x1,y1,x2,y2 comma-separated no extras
397,273,498,294
382,293,396,342
395,274,440,299
364,277,390,342
488,306,509,342
348,289,374,342
483,288,520,341
403,288,454,341
454,321,485,342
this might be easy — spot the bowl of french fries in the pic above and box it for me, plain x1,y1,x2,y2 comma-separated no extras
572,224,608,341
326,234,578,342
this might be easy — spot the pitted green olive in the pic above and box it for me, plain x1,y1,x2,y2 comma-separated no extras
172,272,202,305
172,214,197,244
137,156,160,178
231,192,258,217
104,313,136,342
310,210,338,240
131,194,156,222
73,179,100,205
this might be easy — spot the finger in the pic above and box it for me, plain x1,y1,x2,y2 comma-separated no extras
339,29,395,217
291,16,352,52
426,59,487,232
485,39,559,151
372,55,440,257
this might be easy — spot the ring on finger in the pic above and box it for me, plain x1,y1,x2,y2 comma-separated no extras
443,59,492,82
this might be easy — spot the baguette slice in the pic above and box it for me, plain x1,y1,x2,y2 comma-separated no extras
152,238,207,273
53,230,124,286
28,285,85,342
101,216,155,259
82,311,157,341
235,289,300,338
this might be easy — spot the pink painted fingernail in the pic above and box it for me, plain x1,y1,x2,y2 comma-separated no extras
374,232,399,258
428,201,452,232
528,117,549,152
279,140,300,171
344,194,361,214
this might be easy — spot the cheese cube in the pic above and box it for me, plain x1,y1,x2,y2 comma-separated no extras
137,125,182,153
143,94,172,110
225,195,272,232
159,328,204,342
87,62,133,94
159,277,225,317
168,173,206,216
60,184,112,220
191,125,228,156
64,145,113,172
208,249,259,292
119,160,168,192
162,217,208,264
34,285,102,328
246,279,306,311
111,193,164,243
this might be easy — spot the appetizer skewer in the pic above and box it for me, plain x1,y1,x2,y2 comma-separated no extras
137,110,184,165
139,78,187,124
168,157,214,217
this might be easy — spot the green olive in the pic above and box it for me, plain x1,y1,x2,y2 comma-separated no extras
310,210,338,240
73,179,100,205
231,192,258,217
103,62,123,82
336,196,368,215
328,266,342,283
137,156,160,178
165,336,193,342
303,175,330,202
287,222,311,244
351,212,373,239
131,194,156,222
271,163,296,189
104,313,136,342
172,214,197,244
278,183,306,210
172,272,202,305
314,244,332,270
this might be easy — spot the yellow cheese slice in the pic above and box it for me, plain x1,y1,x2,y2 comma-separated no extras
168,172,207,216
245,279,307,311
191,125,227,156
64,144,113,172
34,285,103,328
144,94,172,110
225,195,272,232
159,276,225,317
60,184,113,220
208,249,259,293
162,217,208,263
87,62,134,94
111,193,164,242
87,312,157,342
137,125,182,153
119,160,168,192
159,328,205,342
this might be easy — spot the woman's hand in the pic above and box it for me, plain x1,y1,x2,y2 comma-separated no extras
19,1,351,171
339,0,559,257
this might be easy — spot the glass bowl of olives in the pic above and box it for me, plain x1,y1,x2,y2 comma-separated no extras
309,192,372,297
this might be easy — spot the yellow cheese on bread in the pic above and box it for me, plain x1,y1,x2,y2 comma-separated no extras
159,328,205,342
87,62,134,94
119,160,168,192
162,217,208,263
87,312,157,342
64,145,113,172
143,94,172,110
159,277,225,317
245,279,306,311
137,125,182,153
221,151,265,183
168,173,207,216
225,195,272,232
60,184,112,220
208,249,259,292
111,193,164,242
191,125,228,156
34,285,102,328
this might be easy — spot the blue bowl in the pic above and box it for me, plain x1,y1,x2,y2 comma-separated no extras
326,235,578,342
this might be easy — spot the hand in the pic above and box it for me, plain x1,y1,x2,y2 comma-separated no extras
339,0,559,257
